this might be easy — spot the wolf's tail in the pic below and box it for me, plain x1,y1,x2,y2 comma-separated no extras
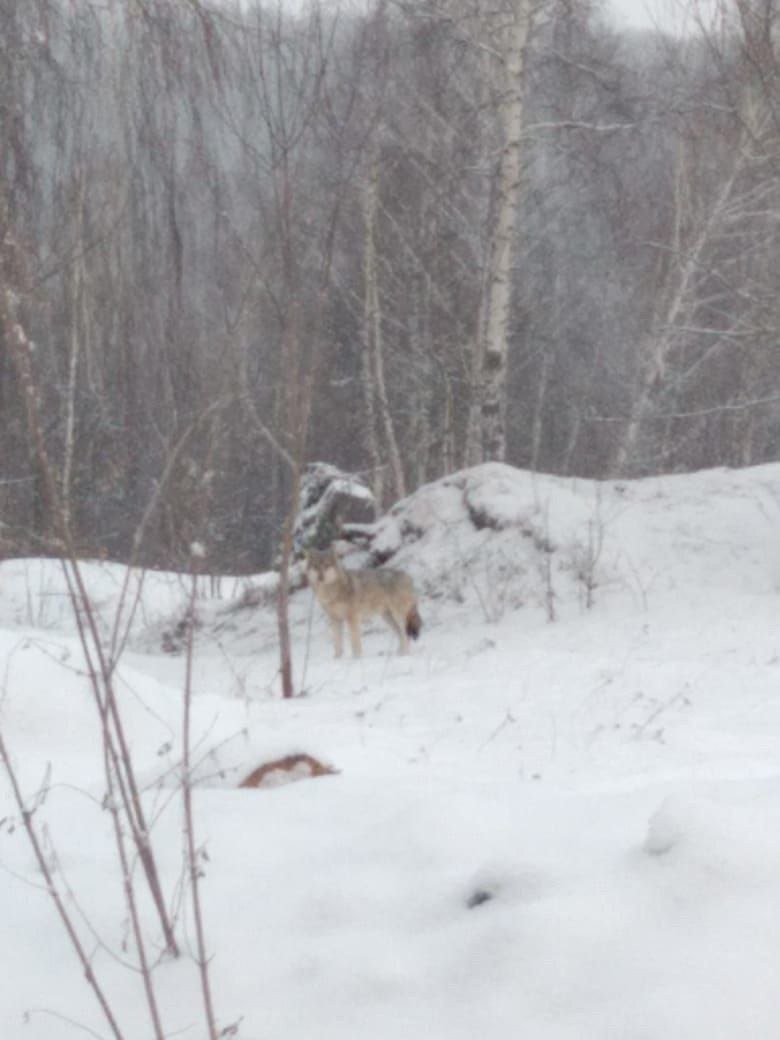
406,605,422,641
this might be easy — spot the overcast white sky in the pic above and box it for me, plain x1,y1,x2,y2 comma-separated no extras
606,0,720,33
607,0,676,30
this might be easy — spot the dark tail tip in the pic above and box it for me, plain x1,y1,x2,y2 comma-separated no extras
406,606,422,640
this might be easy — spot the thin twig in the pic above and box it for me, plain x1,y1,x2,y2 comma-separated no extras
182,564,220,1039
0,731,126,1040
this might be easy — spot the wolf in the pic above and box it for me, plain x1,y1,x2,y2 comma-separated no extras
305,546,422,658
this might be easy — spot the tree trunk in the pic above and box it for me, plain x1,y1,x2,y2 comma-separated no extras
362,137,406,504
360,142,384,505
469,0,533,464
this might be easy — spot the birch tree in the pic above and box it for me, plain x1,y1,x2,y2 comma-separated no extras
356,6,407,506
465,0,540,464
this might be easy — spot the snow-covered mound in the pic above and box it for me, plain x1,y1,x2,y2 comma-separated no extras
361,461,780,614
3,462,780,1040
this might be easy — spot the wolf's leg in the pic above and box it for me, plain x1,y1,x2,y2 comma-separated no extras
348,614,363,657
330,618,344,658
383,609,408,654
383,609,401,636
397,622,409,655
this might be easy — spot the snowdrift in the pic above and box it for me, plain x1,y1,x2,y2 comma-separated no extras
3,461,780,1039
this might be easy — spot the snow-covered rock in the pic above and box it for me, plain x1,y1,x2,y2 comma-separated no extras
294,461,376,553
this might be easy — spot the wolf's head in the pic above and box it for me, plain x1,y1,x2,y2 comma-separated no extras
305,546,342,588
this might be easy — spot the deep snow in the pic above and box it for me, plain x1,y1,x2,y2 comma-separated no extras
3,462,780,1039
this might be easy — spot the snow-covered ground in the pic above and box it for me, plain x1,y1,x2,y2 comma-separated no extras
3,462,780,1039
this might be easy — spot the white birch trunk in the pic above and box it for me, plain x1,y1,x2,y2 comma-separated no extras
361,143,384,506
468,0,534,464
362,139,406,504
63,175,87,535
371,256,407,502
530,349,550,472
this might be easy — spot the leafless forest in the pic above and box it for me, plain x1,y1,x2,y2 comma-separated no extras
1,0,778,571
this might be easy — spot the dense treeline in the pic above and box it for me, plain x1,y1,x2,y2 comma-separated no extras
1,0,779,570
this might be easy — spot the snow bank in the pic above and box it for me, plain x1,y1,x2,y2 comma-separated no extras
3,461,780,1038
